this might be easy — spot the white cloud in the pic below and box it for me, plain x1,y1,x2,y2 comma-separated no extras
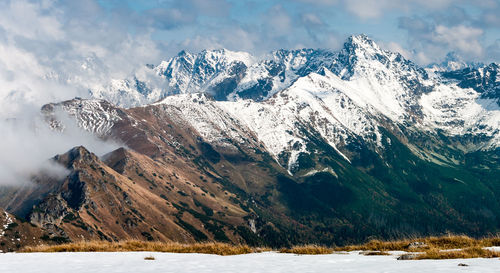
0,1,64,40
486,40,500,62
265,5,293,36
0,111,120,186
294,0,458,19
398,13,490,64
301,13,324,27
379,41,413,59
0,0,156,186
343,0,393,19
432,25,484,56
293,0,338,5
0,0,163,118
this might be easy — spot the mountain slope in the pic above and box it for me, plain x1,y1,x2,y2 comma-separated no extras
5,145,261,244
1,34,500,247
24,91,500,247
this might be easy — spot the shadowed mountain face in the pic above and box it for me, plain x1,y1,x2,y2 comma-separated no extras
1,35,500,248
442,63,500,105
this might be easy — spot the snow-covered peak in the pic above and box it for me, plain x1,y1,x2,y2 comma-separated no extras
440,62,499,105
344,34,382,56
84,35,497,147
332,34,429,88
90,35,434,107
199,48,254,66
441,52,469,71
155,48,254,76
154,50,196,76
150,48,254,100
230,48,337,101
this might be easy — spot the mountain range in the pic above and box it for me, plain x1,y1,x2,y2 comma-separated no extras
1,34,499,251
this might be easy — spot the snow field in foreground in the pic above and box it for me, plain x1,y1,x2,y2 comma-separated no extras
1,251,500,273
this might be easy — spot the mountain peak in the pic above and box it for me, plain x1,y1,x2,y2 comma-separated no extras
176,49,192,57
200,48,228,54
344,34,380,53
53,146,98,169
197,48,254,66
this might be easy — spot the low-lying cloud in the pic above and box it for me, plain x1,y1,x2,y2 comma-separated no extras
0,0,136,186
0,109,120,186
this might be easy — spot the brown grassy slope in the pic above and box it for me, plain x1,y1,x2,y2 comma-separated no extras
0,208,45,252
28,98,293,246
25,146,254,245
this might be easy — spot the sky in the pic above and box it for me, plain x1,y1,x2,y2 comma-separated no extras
97,0,500,64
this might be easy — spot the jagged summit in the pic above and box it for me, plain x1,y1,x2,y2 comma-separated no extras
77,33,499,156
82,34,498,152
344,34,381,53
53,146,97,169
91,34,423,106
442,52,468,70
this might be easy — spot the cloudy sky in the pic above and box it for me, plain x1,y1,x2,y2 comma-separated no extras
114,0,500,63
0,0,499,114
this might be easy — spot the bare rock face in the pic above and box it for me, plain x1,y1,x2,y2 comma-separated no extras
397,253,419,260
29,194,70,227
59,171,89,211
28,147,93,229
407,242,428,250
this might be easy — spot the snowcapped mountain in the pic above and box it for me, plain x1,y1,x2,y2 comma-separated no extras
89,46,339,106
79,35,500,172
154,49,254,99
3,34,500,247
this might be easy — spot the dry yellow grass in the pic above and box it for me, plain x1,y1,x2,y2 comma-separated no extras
336,239,411,252
21,240,254,256
416,247,500,260
279,245,333,255
19,235,500,259
336,235,500,252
